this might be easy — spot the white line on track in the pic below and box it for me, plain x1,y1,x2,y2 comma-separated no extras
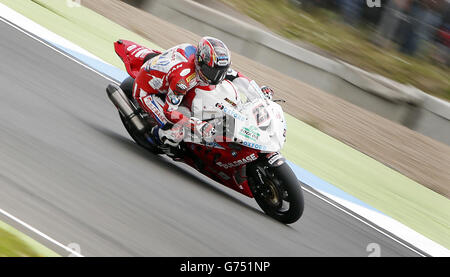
0,208,83,257
0,17,117,85
0,15,428,257
302,187,426,256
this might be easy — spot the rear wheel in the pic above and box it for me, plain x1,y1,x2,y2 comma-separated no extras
248,162,304,224
120,76,135,99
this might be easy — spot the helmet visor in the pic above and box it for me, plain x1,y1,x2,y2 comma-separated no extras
200,64,229,85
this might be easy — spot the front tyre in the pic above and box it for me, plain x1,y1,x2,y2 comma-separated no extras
248,163,304,224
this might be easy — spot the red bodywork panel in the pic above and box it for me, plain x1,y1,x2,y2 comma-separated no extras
114,39,162,79
183,137,258,198
114,40,260,198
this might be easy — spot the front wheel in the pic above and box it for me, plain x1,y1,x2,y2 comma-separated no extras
248,162,304,224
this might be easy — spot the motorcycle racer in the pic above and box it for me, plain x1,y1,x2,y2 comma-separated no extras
114,37,274,153
109,38,303,225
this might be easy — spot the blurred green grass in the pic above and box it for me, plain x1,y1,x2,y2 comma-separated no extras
0,220,59,257
222,0,450,101
4,0,161,70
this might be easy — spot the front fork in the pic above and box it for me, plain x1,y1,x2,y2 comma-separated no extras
251,152,286,189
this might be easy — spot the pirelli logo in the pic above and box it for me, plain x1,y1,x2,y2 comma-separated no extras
186,73,196,83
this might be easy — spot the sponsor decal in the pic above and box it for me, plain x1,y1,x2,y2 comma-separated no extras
168,63,183,76
180,68,191,77
148,77,163,90
149,52,170,71
224,97,237,107
216,55,229,66
256,168,264,184
215,103,246,121
144,97,167,125
176,79,188,92
135,49,151,58
216,153,257,169
127,45,137,51
253,104,270,126
144,56,160,71
169,49,188,63
266,152,283,165
205,141,226,150
167,91,183,106
239,126,260,142
242,141,267,151
186,73,196,83
224,106,246,121
150,57,159,67
131,47,141,56
150,59,169,70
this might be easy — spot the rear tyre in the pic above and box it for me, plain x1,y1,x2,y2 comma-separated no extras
248,162,304,224
120,76,135,99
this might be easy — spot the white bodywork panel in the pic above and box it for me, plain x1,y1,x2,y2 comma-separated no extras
187,79,287,153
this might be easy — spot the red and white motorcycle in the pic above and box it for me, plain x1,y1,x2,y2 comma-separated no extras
107,61,304,225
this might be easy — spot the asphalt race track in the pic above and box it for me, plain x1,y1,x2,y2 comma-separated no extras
0,21,421,257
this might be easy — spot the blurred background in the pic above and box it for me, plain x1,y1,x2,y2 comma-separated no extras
229,0,450,100
126,0,450,101
288,0,450,100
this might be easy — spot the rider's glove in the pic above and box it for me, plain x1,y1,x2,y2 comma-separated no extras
261,86,274,101
156,124,185,147
196,121,216,142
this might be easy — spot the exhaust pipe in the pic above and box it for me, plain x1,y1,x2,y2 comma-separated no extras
106,84,147,133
